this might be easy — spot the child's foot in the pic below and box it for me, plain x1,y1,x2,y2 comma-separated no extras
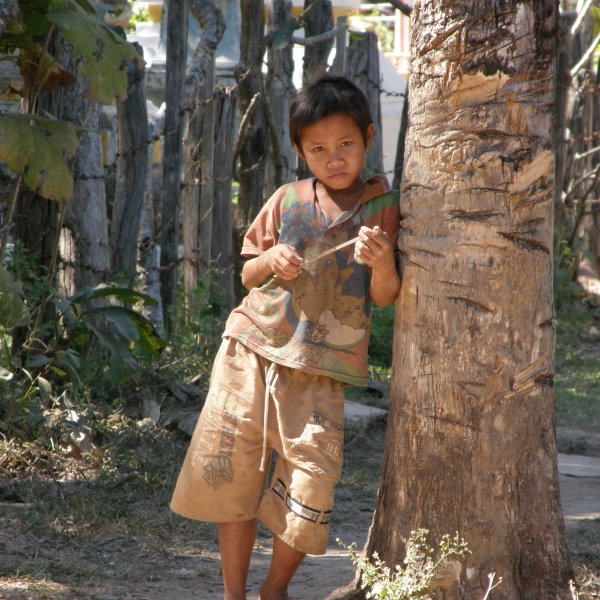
258,586,290,600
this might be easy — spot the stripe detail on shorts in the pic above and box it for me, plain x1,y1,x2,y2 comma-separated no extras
272,478,331,524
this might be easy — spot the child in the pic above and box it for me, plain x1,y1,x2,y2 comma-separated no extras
171,74,401,600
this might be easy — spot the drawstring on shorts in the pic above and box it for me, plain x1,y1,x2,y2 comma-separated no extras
260,362,277,472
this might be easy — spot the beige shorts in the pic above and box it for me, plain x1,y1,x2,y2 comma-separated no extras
170,337,345,555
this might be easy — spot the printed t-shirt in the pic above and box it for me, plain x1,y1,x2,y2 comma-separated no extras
223,175,400,386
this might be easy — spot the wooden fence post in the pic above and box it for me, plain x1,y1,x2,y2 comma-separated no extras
111,43,148,286
211,86,238,311
344,31,383,177
160,0,188,333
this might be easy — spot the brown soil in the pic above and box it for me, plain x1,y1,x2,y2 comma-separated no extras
1,421,599,600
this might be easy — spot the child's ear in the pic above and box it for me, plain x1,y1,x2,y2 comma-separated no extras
293,144,305,161
365,123,375,149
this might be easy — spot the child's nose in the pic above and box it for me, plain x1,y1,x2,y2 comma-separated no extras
328,151,344,167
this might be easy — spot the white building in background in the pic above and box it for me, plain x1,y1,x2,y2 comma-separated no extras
127,1,408,177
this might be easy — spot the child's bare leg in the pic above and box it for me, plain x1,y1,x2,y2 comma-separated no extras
218,519,258,600
259,535,305,600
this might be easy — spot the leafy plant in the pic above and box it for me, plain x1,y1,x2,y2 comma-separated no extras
0,0,141,201
340,529,472,600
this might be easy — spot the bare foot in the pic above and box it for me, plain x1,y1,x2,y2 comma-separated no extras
258,586,290,600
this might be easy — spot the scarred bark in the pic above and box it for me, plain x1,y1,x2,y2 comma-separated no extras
329,2,573,599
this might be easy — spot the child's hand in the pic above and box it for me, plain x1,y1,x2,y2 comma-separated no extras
265,244,304,280
355,225,395,270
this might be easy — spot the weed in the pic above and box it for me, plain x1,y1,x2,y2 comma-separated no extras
339,529,472,600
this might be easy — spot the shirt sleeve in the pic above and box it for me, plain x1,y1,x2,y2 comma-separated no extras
240,185,287,257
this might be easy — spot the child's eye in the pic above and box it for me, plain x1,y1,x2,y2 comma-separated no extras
340,140,352,147
312,146,324,152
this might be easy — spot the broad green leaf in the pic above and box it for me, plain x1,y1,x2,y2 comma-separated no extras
0,114,35,173
121,308,165,356
34,117,79,155
349,29,364,41
54,349,82,386
25,354,52,368
0,268,28,328
47,1,141,103
91,306,140,342
24,9,51,35
92,327,137,382
272,18,298,50
49,289,77,329
0,114,77,202
23,127,73,201
36,375,53,400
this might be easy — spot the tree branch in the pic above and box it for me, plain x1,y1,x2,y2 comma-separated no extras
370,0,413,17
185,0,225,90
233,91,261,166
289,23,346,46
570,28,600,78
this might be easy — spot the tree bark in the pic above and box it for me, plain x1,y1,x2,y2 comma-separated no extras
181,0,224,303
344,31,383,177
554,12,576,256
265,0,296,193
302,0,333,83
57,47,108,296
138,109,165,334
234,0,267,225
330,15,347,76
331,2,573,599
558,7,595,277
111,43,148,286
160,0,188,332
211,86,238,311
391,91,408,191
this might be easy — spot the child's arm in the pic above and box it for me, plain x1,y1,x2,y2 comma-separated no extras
241,244,304,290
355,225,401,306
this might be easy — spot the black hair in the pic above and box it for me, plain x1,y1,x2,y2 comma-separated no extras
289,74,373,149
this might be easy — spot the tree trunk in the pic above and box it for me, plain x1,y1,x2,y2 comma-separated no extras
344,31,383,177
294,0,334,180
138,110,165,334
330,15,347,76
58,51,108,296
302,0,333,83
111,43,148,286
160,0,188,332
234,0,267,225
556,5,595,276
181,0,224,304
554,12,576,256
211,85,237,311
331,2,573,599
391,91,408,191
265,0,296,193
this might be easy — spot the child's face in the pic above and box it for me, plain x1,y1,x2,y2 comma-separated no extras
294,113,374,192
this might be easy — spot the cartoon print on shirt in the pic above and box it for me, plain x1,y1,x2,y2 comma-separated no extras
242,191,372,368
284,250,368,351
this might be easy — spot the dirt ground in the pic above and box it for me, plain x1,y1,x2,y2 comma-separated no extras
1,419,599,600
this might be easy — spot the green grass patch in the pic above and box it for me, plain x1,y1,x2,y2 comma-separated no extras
555,295,600,432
